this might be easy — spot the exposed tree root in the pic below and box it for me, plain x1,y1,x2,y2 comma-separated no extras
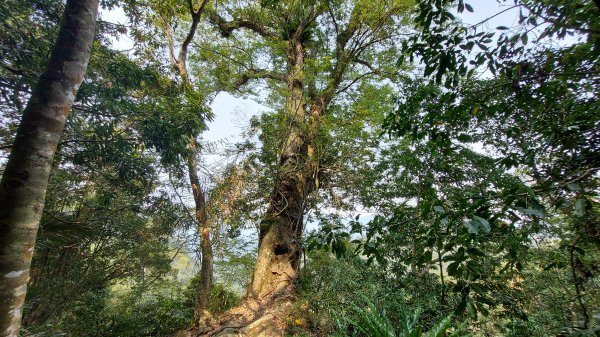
178,291,295,337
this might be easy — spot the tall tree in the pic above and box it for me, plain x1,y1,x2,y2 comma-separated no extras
150,0,216,325
0,0,99,335
194,0,411,335
18,42,190,328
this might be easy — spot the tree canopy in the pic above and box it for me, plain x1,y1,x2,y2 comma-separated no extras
0,0,598,336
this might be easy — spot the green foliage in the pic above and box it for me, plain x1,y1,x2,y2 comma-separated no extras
184,276,241,314
338,301,464,337
21,275,243,337
400,0,599,87
375,0,599,334
343,301,398,337
0,0,62,149
4,1,598,336
61,283,193,337
1,1,208,334
296,251,459,336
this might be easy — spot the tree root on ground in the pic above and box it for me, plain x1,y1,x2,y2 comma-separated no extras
176,294,295,337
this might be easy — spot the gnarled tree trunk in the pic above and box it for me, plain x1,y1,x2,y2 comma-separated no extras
193,2,402,335
0,1,98,336
195,34,321,337
246,37,308,303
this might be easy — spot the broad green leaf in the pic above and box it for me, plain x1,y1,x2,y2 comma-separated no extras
575,198,587,216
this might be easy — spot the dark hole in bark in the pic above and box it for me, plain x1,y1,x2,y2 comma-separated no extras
274,245,290,255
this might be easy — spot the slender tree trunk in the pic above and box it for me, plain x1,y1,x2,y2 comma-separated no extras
437,246,446,306
568,245,589,329
161,2,214,321
188,140,214,325
0,1,98,336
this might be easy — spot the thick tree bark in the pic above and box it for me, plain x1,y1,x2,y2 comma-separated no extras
196,3,395,335
192,37,311,337
246,38,308,301
0,1,98,336
198,31,335,337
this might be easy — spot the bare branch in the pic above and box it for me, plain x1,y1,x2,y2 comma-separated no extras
335,71,376,95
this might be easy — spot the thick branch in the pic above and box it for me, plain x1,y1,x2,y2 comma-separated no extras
208,11,276,39
232,68,286,89
179,0,210,65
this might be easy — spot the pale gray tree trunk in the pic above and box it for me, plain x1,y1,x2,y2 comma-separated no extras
0,1,98,336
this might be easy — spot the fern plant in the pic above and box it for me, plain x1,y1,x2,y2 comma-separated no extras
335,301,467,337
346,301,397,337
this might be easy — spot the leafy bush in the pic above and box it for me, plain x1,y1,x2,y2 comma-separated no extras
183,275,241,314
21,263,242,337
294,251,461,336
58,284,192,337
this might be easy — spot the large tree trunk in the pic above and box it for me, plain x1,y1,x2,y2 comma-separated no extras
246,38,307,302
192,36,319,337
0,1,98,336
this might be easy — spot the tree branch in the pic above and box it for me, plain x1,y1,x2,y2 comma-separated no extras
160,16,178,68
179,0,210,65
232,68,286,89
208,11,276,39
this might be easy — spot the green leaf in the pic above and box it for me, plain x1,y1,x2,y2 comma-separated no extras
466,301,478,319
434,206,446,214
419,250,433,265
465,216,491,234
575,198,587,216
447,261,461,276
514,207,544,217
466,247,485,257
479,216,490,232
423,316,453,337
465,3,474,12
464,220,477,234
